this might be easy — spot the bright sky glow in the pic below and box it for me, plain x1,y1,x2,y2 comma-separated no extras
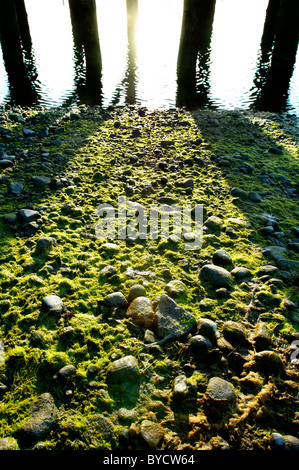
0,0,298,115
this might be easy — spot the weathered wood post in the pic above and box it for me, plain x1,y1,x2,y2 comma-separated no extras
177,0,216,108
68,0,102,104
252,0,299,111
0,0,38,105
125,0,138,104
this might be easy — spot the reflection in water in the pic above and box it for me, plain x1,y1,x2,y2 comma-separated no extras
68,0,102,105
252,0,299,112
177,0,216,109
0,0,298,114
0,0,40,106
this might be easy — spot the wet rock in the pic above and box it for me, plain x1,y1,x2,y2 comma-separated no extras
57,365,76,379
172,374,188,398
104,292,128,308
126,296,154,328
0,437,19,450
251,323,272,351
231,187,247,198
9,181,23,196
106,355,140,384
189,335,212,357
199,264,232,288
196,318,217,341
23,128,36,137
153,294,196,342
165,280,186,297
19,393,58,443
231,266,252,280
212,249,232,267
139,420,165,449
284,435,299,450
204,377,236,411
257,265,280,277
252,350,284,374
41,295,66,316
99,265,117,278
18,208,41,223
249,191,262,203
222,321,248,346
270,432,285,450
262,245,288,261
0,159,13,169
31,175,51,190
127,284,146,302
204,216,223,232
35,236,55,256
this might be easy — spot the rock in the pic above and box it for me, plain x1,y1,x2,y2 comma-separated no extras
0,159,13,169
104,292,128,309
230,266,252,280
18,208,41,222
189,335,212,356
165,280,186,297
153,294,196,342
139,420,165,449
31,175,51,190
41,295,66,315
9,181,23,196
205,377,236,403
126,296,154,328
222,321,248,346
35,236,55,256
252,323,272,351
0,299,10,313
231,187,247,198
196,318,217,341
23,128,36,137
257,265,280,277
127,284,146,302
57,365,76,379
19,393,58,443
204,216,223,232
106,355,140,384
270,432,285,450
284,435,299,450
249,191,262,203
0,437,19,450
199,264,232,288
212,249,232,267
262,246,288,260
253,350,284,374
172,374,188,397
99,265,117,278
2,212,18,224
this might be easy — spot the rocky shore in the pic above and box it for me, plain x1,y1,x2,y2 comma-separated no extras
0,104,298,450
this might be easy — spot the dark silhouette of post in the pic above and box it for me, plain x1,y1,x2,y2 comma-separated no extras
177,0,216,109
252,0,299,112
125,0,138,104
0,0,39,105
68,0,102,105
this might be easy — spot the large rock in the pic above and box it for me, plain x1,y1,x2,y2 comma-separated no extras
126,296,154,328
153,294,196,342
139,420,165,449
104,292,128,309
41,295,66,316
205,377,236,403
19,393,58,443
18,208,41,223
199,264,232,287
35,236,55,256
106,355,140,384
0,437,19,450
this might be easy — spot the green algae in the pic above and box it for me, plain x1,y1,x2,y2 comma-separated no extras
0,105,298,450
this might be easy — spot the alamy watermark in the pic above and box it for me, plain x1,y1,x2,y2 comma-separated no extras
93,196,203,250
290,340,299,365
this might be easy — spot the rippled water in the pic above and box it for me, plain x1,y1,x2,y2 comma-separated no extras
0,0,298,114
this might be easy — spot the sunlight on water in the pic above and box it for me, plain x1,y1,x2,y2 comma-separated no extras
0,0,298,115
209,0,269,109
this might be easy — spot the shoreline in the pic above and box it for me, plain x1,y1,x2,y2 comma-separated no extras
0,104,298,451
